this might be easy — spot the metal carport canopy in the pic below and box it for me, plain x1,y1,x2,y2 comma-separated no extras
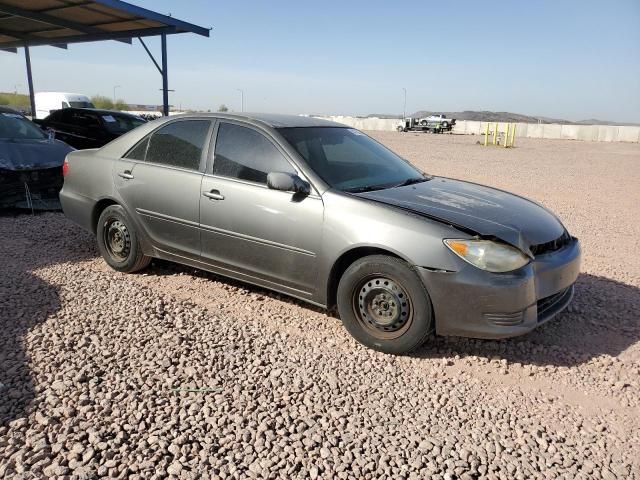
0,0,210,116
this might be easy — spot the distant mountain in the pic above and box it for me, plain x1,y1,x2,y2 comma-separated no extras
573,118,640,126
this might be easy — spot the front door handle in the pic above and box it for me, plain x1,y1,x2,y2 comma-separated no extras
203,189,224,200
118,170,134,180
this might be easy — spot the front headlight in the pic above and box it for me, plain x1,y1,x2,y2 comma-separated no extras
444,239,530,273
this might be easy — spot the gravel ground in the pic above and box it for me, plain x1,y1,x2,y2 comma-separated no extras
1,134,639,479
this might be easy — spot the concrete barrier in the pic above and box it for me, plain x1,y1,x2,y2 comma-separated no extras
313,116,640,142
618,126,640,143
596,126,617,142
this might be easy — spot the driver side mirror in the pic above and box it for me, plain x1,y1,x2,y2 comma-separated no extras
267,172,311,196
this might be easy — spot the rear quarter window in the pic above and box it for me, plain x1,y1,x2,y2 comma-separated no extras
124,136,150,161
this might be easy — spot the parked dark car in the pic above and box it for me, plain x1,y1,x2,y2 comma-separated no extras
36,108,146,150
0,106,74,209
60,113,580,354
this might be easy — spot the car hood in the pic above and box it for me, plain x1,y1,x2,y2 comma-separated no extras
0,138,74,170
355,177,566,254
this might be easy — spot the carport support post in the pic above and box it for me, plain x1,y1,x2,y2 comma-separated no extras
24,46,36,118
161,33,169,116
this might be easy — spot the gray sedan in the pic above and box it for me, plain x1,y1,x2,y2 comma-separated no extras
60,113,580,354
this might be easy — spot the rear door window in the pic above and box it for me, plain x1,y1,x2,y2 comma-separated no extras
144,120,211,170
101,114,145,134
51,109,74,124
70,111,100,128
213,122,294,184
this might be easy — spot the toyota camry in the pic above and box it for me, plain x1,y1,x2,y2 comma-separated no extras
60,113,581,354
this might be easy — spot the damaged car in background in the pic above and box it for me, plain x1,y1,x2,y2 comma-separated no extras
0,106,74,210
60,113,581,354
35,107,147,150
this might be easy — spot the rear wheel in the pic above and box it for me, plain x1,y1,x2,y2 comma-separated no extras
96,205,151,273
396,126,404,132
337,255,433,354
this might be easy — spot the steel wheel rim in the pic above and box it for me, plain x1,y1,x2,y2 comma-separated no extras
103,217,131,261
353,276,413,339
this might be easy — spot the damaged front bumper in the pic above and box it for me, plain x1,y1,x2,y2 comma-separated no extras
418,237,581,339
0,167,63,210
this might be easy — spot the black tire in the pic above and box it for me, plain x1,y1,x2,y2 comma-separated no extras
396,126,404,132
442,121,449,128
337,255,433,354
420,120,428,126
96,204,151,273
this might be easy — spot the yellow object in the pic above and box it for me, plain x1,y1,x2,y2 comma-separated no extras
504,124,511,148
510,124,516,147
446,240,468,257
493,123,498,145
484,123,489,146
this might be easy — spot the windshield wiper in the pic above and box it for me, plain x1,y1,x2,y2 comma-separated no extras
343,184,391,193
390,176,431,188
344,175,431,193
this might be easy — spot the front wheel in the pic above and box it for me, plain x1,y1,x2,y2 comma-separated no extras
337,255,433,354
396,126,404,132
96,205,151,273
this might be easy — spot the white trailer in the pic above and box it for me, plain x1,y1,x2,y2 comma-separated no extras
34,92,95,119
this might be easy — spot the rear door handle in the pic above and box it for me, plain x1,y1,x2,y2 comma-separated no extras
118,170,134,180
203,189,224,200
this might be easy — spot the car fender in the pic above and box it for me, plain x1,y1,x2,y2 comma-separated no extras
316,190,470,304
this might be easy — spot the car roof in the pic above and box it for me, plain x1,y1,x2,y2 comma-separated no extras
53,107,144,118
169,112,346,128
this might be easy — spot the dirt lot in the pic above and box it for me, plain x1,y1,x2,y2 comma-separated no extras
1,134,639,479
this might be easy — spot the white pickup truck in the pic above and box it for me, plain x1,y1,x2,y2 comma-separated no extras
418,114,456,128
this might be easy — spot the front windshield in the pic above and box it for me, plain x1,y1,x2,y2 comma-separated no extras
0,112,46,140
100,114,146,134
278,127,425,192
69,101,95,108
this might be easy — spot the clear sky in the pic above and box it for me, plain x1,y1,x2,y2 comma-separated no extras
2,0,639,122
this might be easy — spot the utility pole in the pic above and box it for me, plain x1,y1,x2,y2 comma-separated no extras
113,85,121,104
161,33,169,116
237,89,244,112
402,87,407,120
24,47,35,118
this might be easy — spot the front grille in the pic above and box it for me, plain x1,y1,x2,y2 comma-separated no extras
530,231,572,256
537,287,571,320
0,167,63,208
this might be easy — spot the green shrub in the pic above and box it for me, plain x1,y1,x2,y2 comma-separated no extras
91,95,114,109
